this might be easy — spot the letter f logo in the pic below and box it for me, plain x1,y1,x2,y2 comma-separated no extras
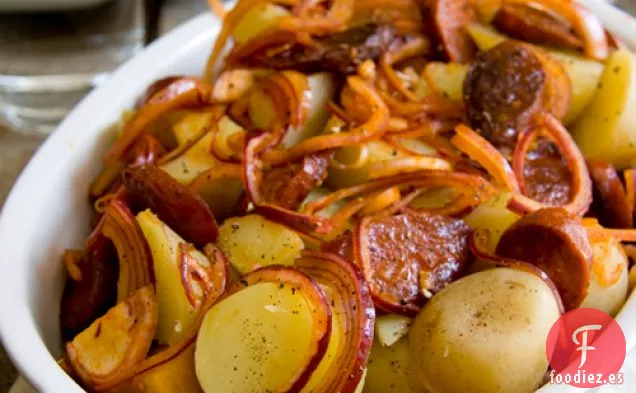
572,324,603,368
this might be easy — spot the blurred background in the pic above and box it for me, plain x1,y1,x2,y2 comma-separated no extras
0,0,636,391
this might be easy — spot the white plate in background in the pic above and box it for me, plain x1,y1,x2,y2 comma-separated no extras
0,0,111,12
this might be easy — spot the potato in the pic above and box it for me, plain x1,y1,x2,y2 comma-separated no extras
364,338,418,393
232,3,290,44
409,268,560,393
129,344,203,393
463,192,520,253
375,314,412,347
580,236,629,316
466,23,604,125
195,282,322,393
217,214,304,274
423,62,468,101
136,210,211,345
572,49,636,169
171,110,216,146
212,116,244,161
159,129,218,185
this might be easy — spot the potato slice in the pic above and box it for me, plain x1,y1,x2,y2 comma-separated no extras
159,129,218,185
467,23,604,124
463,192,520,253
217,214,305,274
365,338,418,393
67,286,158,389
581,236,629,316
409,268,560,393
194,267,330,393
136,210,212,345
573,49,636,169
129,344,203,393
232,3,290,44
375,314,412,348
423,62,468,101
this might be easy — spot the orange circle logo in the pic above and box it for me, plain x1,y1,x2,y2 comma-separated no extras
546,308,626,388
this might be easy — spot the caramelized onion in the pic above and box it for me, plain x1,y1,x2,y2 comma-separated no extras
508,114,592,216
67,286,158,389
367,156,453,179
296,251,375,393
625,169,636,222
469,229,565,314
262,76,390,165
451,124,518,191
359,186,401,216
96,199,153,301
95,244,229,391
511,127,539,194
104,78,212,165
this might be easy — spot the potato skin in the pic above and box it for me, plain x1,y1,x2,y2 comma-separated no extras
409,268,560,393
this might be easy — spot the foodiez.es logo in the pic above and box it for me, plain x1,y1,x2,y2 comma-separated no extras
545,308,626,388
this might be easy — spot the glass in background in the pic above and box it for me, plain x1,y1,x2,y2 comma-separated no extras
0,0,145,135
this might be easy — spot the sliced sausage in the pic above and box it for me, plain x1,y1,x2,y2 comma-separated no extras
355,211,473,316
587,158,632,229
261,152,332,210
496,207,592,311
523,139,572,206
493,4,583,50
122,165,219,247
322,231,355,262
239,24,397,75
426,0,477,63
60,240,118,340
464,40,546,147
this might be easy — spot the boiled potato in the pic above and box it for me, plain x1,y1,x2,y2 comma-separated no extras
195,282,320,393
213,116,244,161
375,314,412,348
217,214,304,274
364,338,418,393
129,344,203,393
573,49,636,169
232,3,290,44
466,23,604,125
159,129,218,185
171,110,215,146
463,192,520,253
580,236,629,316
136,210,211,345
422,62,468,101
409,268,560,393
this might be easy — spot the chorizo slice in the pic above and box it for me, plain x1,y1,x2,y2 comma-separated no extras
463,40,546,147
496,207,592,311
587,158,633,229
122,165,219,247
493,4,583,51
60,241,118,340
426,0,477,63
523,139,573,206
355,211,473,316
261,152,332,210
239,24,397,75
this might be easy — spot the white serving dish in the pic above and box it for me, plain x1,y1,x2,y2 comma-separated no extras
0,0,112,12
0,1,634,392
